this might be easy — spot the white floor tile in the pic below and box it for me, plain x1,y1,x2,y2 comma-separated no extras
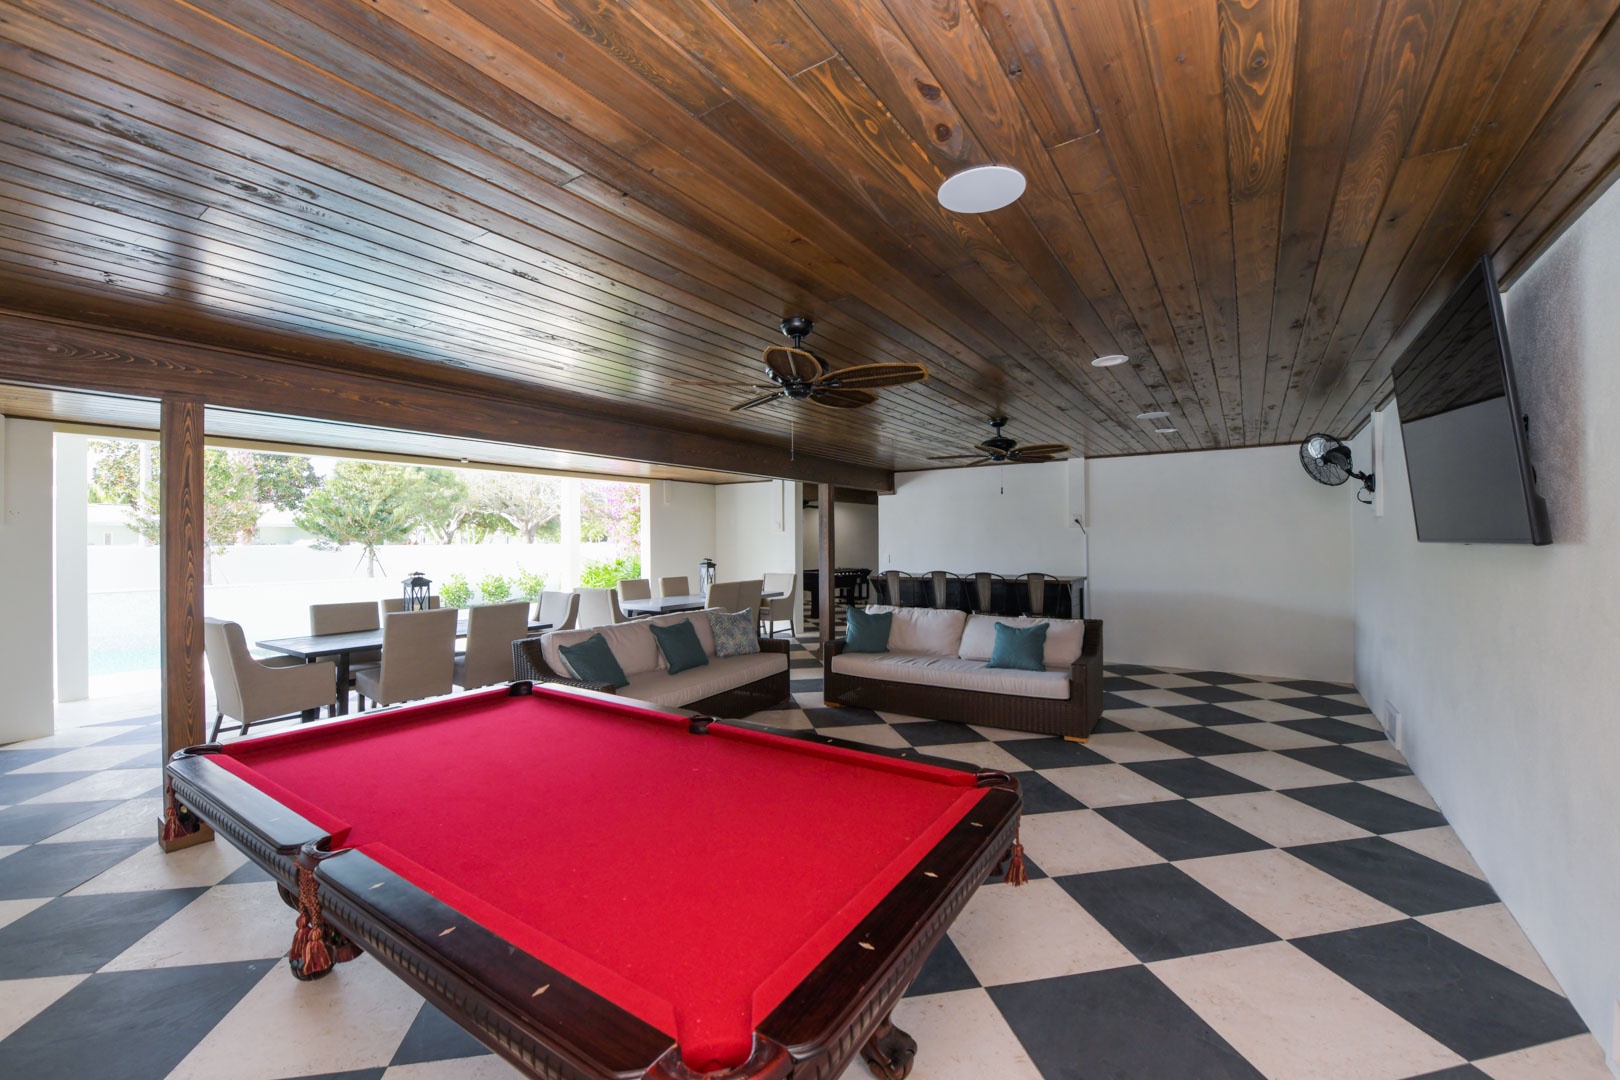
1474,1034,1616,1079
948,879,1135,987
745,710,813,731
1361,775,1438,810
1042,763,1180,807
1084,731,1190,763
1326,691,1369,707
1337,712,1384,730
1216,699,1323,723
793,692,826,710
1127,673,1206,690
38,796,162,843
836,988,1044,1080
68,837,247,895
1207,752,1345,790
1150,942,1464,1079
910,741,1029,773
4,727,141,750
1017,809,1164,876
1195,791,1372,848
1223,724,1334,752
0,974,89,1042
1385,826,1485,879
22,769,159,804
967,724,1046,742
0,845,22,862
1105,707,1197,732
1224,682,1311,700
101,882,292,971
821,723,912,750
1177,850,1404,939
1350,740,1408,764
0,896,51,933
7,745,152,773
384,1058,521,1079
168,953,424,1080
1417,904,1563,995
1108,688,1202,708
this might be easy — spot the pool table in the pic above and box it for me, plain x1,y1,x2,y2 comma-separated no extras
165,682,1022,1080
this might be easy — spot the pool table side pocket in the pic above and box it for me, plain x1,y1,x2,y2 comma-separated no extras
167,746,330,887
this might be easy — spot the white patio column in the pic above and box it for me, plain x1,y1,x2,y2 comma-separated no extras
54,432,90,702
561,477,582,590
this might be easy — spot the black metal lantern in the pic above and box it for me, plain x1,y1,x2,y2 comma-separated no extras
402,571,432,612
698,558,717,594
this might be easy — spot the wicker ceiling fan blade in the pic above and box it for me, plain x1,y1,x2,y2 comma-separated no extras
808,387,879,409
1012,442,1071,457
762,345,823,383
818,363,929,390
730,391,783,412
1010,455,1057,464
973,441,1006,454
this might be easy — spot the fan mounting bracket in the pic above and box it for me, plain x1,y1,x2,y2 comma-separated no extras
779,316,814,345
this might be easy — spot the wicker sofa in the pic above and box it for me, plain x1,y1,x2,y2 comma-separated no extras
511,608,790,719
824,606,1104,740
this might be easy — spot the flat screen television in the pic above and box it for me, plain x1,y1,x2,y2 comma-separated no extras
1390,255,1550,544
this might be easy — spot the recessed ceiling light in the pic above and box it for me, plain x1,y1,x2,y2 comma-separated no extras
1092,354,1129,367
938,165,1027,213
1154,427,1178,434
1136,410,1170,420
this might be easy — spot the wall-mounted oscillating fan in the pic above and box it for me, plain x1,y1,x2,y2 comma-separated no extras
1300,433,1376,504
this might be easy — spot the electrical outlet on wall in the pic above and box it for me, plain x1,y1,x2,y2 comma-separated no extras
1384,701,1402,752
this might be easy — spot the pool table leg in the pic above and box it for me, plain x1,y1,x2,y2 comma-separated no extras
287,863,362,982
860,1013,917,1080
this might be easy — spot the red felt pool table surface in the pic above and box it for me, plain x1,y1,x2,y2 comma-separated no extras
213,687,992,1072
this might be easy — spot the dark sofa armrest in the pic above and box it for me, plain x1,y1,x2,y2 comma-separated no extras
512,636,617,694
757,637,790,656
1070,620,1105,718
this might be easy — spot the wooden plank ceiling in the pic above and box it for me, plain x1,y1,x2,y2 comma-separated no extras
1,0,1618,473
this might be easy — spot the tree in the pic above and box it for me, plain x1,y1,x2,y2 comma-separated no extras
404,468,515,544
253,453,319,511
469,473,562,543
581,481,643,557
295,461,419,576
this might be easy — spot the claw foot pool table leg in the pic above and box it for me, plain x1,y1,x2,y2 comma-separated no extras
861,1014,917,1080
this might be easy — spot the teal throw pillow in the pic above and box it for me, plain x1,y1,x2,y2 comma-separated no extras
649,619,710,675
844,608,893,653
987,622,1049,672
557,633,629,688
707,609,760,657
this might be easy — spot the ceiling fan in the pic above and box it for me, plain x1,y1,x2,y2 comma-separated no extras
926,417,1071,466
1299,433,1376,504
724,317,929,412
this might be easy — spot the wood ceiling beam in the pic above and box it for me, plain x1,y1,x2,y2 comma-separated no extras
0,310,896,491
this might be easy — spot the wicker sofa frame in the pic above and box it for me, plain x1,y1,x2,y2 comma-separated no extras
823,620,1104,740
511,634,792,719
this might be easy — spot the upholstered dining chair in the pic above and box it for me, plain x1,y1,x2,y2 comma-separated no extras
536,590,580,632
453,602,531,690
575,587,627,629
381,595,441,614
760,571,797,637
618,578,653,601
203,618,337,741
709,579,763,622
659,576,691,597
352,607,458,709
310,600,381,699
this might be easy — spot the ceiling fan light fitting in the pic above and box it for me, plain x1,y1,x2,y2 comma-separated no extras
937,165,1027,213
1136,410,1170,419
1154,427,1177,434
1092,354,1129,367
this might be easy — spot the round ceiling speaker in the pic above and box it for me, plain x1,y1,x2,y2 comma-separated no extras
937,165,1027,213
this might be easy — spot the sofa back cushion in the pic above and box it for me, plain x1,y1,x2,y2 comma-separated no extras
987,622,1050,672
960,614,1086,667
558,633,630,688
863,605,967,656
844,608,893,653
543,609,723,677
648,619,710,675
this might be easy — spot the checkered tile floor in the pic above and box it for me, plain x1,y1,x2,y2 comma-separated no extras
0,640,1610,1079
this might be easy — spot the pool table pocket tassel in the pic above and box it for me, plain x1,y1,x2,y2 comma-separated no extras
159,780,197,843
1003,828,1027,887
289,865,360,979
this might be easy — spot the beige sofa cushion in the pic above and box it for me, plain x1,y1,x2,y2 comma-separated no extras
958,615,1087,667
830,651,1070,700
863,606,968,657
543,609,722,677
620,651,787,709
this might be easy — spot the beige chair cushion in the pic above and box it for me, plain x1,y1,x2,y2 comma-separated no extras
958,614,1087,667
659,576,691,597
830,651,1070,700
863,605,968,657
542,609,723,678
619,651,786,709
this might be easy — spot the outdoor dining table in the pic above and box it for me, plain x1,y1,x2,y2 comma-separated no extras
618,592,786,616
257,616,550,716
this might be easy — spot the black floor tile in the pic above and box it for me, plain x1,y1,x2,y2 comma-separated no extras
391,1002,489,1065
1104,663,1162,676
788,658,821,670
990,966,1264,1080
800,706,883,727
1176,671,1255,686
1276,716,1386,743
1275,679,1353,696
1008,771,1086,815
1056,864,1277,962
0,888,207,978
906,934,980,997
1287,837,1497,915
986,850,1046,884
0,839,151,900
288,1071,389,1080
1280,745,1412,781
1283,694,1370,717
1102,691,1145,713
1143,727,1258,758
0,748,74,773
1159,703,1256,727
218,860,275,886
0,801,125,846
892,720,988,746
789,678,824,692
1172,684,1253,704
1103,676,1154,692
0,961,270,1080
1001,738,1110,770
0,771,94,804
1091,717,1130,735
83,727,164,747
1125,759,1266,799
1096,801,1269,861
1294,920,1588,1060
1405,1067,1491,1080
1283,784,1447,835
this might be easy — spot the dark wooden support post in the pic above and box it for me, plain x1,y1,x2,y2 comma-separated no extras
158,394,213,851
817,483,836,655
